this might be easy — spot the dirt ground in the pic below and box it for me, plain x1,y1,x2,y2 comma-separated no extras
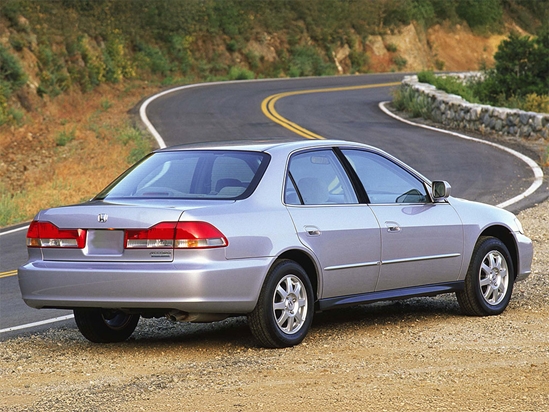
1,198,549,411
2,17,547,410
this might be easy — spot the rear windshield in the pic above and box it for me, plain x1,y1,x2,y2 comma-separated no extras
94,150,270,200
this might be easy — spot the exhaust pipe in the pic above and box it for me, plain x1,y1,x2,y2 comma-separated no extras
166,310,189,322
166,310,229,323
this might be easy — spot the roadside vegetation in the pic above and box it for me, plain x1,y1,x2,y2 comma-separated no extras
1,0,548,226
395,29,549,115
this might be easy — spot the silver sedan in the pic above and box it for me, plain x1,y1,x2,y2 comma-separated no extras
18,140,533,347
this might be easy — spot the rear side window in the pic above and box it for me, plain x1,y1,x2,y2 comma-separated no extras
95,150,270,200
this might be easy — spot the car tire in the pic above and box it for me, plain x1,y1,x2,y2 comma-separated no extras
457,236,514,316
74,308,139,343
248,259,314,348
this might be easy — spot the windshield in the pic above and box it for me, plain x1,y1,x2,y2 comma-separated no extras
94,150,270,200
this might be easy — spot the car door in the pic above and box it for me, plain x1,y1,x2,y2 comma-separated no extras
340,149,464,291
284,149,381,299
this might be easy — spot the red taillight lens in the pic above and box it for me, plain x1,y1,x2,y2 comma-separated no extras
175,222,228,248
26,221,87,249
125,222,227,249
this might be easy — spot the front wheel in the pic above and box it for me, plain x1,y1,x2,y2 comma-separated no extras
248,260,314,348
457,236,514,316
74,309,139,343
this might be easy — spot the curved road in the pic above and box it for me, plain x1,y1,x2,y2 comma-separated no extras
0,73,543,338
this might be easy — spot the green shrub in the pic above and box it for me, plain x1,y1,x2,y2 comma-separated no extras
455,0,504,34
349,49,369,73
474,30,549,105
0,44,27,91
287,45,335,77
244,51,261,71
76,35,106,89
523,93,549,114
392,85,433,119
100,98,112,111
8,107,24,125
55,128,76,146
0,86,10,126
227,66,255,81
418,70,479,103
9,32,28,51
37,44,70,97
0,0,26,28
134,42,173,76
0,45,27,124
226,40,239,53
168,35,193,75
434,58,445,71
393,55,407,70
386,43,398,53
412,0,436,28
103,35,135,83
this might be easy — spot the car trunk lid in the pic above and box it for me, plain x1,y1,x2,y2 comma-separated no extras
34,201,221,262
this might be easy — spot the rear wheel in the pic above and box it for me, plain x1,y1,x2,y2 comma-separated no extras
74,309,139,343
457,236,514,316
248,260,314,348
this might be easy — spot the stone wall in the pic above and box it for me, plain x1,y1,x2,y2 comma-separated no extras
401,73,549,141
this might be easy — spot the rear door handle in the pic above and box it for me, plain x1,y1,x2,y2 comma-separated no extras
385,221,401,233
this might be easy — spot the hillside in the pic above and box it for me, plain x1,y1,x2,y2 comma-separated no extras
0,0,547,226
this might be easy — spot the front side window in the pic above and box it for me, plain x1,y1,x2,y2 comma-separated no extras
341,150,429,204
285,150,358,205
95,150,269,200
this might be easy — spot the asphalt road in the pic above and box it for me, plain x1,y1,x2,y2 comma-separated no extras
0,73,543,338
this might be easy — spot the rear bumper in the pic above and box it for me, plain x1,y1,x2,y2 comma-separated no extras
18,257,273,314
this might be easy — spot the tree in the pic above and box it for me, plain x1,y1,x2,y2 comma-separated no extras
532,29,549,91
492,32,537,97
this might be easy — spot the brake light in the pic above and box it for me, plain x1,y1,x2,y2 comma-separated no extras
125,222,228,249
26,221,87,248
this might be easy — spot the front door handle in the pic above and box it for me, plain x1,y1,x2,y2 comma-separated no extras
304,225,321,236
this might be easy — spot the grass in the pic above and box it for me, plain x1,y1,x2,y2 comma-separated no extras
116,125,152,164
0,186,28,226
0,82,156,227
417,70,549,114
55,128,76,146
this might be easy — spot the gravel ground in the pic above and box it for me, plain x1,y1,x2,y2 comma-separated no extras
1,200,549,411
2,110,549,411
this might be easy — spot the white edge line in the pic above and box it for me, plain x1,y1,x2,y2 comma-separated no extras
0,224,29,236
4,87,541,335
1,77,307,334
0,314,74,334
379,101,544,209
140,80,251,149
1,79,272,334
139,77,300,150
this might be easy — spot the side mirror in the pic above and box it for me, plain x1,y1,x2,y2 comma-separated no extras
432,181,451,201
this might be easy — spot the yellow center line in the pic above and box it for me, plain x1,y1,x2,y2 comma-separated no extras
0,269,18,279
261,82,400,140
0,83,398,281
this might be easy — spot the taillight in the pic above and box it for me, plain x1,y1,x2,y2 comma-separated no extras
125,222,227,249
26,221,87,248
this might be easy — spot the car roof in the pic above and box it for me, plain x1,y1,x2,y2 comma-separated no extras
156,138,376,154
